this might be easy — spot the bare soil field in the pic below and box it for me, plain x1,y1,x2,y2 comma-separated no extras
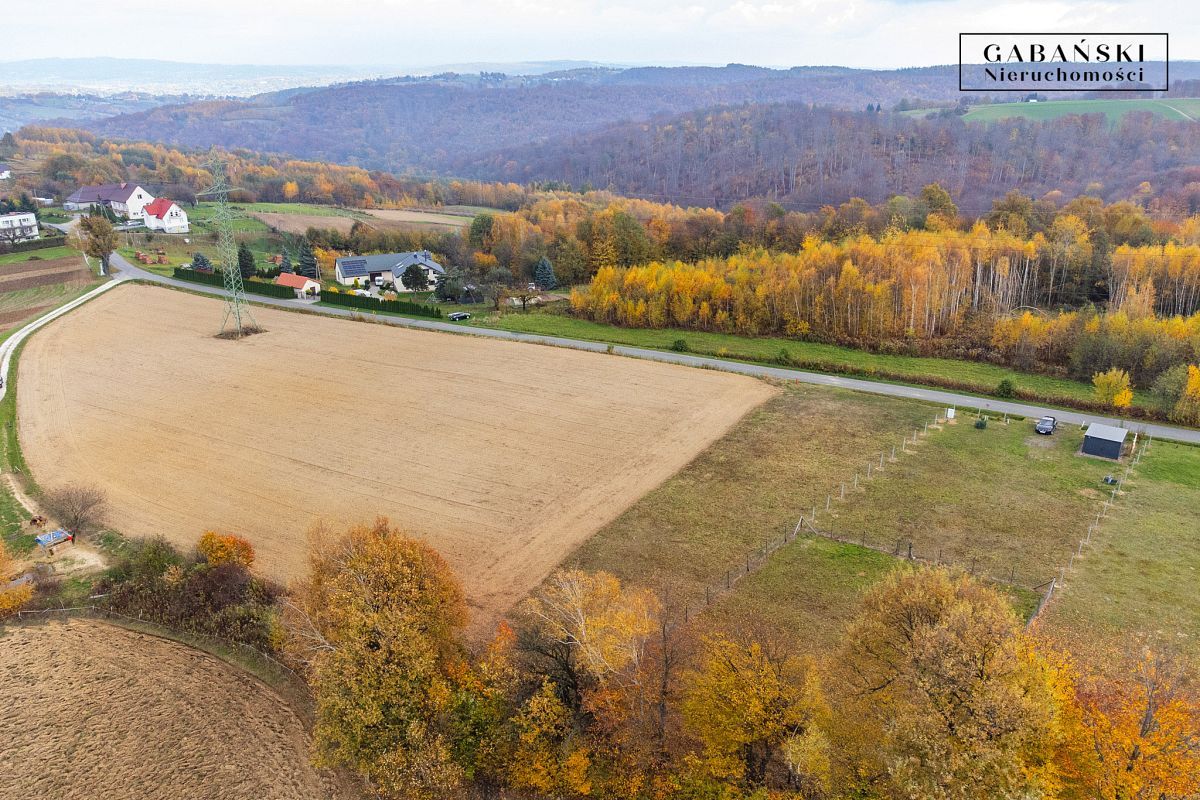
360,207,472,230
0,619,350,799
250,211,358,235
18,285,773,621
0,255,93,293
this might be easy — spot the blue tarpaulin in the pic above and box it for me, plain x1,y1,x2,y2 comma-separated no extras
35,529,73,548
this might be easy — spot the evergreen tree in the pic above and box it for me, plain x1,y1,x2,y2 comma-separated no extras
191,252,212,271
0,132,15,158
280,252,294,273
296,239,319,279
237,242,256,280
401,263,430,291
534,256,558,290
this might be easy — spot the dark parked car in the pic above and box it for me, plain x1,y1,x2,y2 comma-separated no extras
447,311,472,321
1035,416,1057,435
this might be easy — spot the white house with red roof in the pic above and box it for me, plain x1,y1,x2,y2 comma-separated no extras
142,198,190,233
275,271,321,298
64,182,155,219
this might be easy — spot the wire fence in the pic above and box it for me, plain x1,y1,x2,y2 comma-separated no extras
1025,432,1151,626
676,409,1149,629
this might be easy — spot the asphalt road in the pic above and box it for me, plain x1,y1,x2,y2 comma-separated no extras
52,253,1200,447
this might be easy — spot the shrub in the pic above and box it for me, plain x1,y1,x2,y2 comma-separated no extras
975,417,988,429
671,339,690,352
197,531,255,568
995,378,1016,398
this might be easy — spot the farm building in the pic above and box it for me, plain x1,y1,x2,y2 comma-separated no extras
1082,423,1128,460
275,272,321,298
333,250,444,290
141,198,189,233
0,211,39,243
64,183,155,219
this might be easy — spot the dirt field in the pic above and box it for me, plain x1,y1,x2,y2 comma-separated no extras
18,285,773,621
360,208,472,230
0,255,93,293
0,619,350,799
250,211,357,235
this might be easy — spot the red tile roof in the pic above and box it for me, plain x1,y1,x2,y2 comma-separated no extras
142,197,177,220
275,272,318,289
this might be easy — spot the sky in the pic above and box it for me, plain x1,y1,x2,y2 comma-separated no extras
5,0,1196,69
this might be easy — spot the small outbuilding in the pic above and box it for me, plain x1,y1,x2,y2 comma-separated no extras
275,272,321,298
1082,423,1128,460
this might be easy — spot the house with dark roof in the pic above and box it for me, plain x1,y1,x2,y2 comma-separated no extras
142,198,189,233
64,182,155,219
333,250,445,290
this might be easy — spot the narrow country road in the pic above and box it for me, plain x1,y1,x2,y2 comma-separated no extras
32,252,1200,447
0,275,128,403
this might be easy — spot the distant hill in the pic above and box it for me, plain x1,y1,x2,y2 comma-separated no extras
455,102,1200,210
80,64,975,171
0,57,398,96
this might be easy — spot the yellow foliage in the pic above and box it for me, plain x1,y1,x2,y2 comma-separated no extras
196,530,255,567
1093,367,1134,409
0,538,32,618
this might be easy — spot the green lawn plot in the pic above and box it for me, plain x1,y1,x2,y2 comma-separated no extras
118,228,287,277
902,98,1200,124
1039,440,1200,669
474,309,1153,411
0,246,80,265
565,383,940,648
962,98,1200,124
823,416,1113,592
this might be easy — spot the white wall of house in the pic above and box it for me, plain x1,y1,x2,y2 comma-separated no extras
392,266,441,291
116,186,154,219
145,203,190,233
0,212,39,242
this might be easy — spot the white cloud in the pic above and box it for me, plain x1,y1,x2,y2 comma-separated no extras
4,0,1195,68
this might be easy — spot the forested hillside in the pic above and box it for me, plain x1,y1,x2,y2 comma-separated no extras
460,104,1200,211
83,65,974,172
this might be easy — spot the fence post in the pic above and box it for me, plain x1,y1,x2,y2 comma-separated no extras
867,462,872,479
853,473,858,490
840,483,845,500
705,586,710,605
907,542,913,560
892,445,896,460
1009,565,1016,584
879,452,885,469
826,495,831,512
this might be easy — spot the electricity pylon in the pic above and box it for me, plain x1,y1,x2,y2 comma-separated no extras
197,152,257,338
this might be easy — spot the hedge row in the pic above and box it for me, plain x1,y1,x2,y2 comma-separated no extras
0,234,68,255
322,290,442,318
172,267,297,299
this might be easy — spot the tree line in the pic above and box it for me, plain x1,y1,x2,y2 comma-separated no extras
278,519,1200,800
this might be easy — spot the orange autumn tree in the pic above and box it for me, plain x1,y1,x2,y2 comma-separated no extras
0,537,32,618
283,518,469,800
196,531,255,568
680,634,831,794
1076,650,1200,799
830,568,1067,798
512,570,662,797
